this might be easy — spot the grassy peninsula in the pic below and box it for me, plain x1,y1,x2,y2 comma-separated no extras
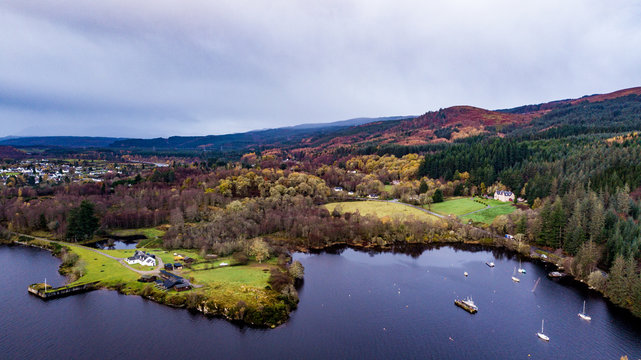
14,233,301,328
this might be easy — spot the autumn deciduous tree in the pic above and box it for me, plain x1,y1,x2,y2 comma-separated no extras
249,238,271,263
288,260,304,280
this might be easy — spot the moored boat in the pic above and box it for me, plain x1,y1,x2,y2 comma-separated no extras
578,300,591,321
536,319,550,341
512,267,520,282
548,271,564,278
455,297,478,314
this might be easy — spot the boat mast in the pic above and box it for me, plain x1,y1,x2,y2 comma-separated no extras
531,277,541,292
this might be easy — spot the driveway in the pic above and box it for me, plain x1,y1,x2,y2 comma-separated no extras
13,232,163,275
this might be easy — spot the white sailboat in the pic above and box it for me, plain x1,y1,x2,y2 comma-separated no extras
537,319,550,341
511,267,520,282
518,259,526,274
578,300,591,321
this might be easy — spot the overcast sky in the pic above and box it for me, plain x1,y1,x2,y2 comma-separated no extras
1,0,640,138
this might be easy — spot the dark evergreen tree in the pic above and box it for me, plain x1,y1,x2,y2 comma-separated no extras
432,189,444,203
66,200,100,241
418,180,428,194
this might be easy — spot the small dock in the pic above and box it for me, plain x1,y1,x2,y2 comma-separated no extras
28,282,99,300
454,299,478,314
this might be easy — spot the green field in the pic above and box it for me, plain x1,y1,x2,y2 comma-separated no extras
324,201,438,221
461,204,516,224
187,265,271,288
426,197,516,224
68,245,139,286
427,197,487,216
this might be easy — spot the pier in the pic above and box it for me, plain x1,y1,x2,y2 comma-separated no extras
28,282,99,300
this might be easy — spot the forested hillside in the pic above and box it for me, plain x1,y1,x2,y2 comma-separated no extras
2,87,641,317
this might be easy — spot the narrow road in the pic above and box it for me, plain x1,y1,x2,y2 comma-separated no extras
13,232,163,275
459,205,492,217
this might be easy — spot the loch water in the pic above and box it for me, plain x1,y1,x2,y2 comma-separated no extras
1,244,640,359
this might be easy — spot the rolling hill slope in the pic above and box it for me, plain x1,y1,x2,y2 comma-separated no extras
3,87,640,154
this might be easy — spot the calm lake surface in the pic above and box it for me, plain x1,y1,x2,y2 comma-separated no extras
91,239,139,250
2,244,640,359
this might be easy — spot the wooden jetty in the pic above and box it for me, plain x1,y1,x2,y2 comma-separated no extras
28,281,99,300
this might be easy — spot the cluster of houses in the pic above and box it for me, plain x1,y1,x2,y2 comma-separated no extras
155,270,191,292
0,159,117,186
140,270,192,292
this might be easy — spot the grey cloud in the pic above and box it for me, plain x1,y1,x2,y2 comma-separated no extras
1,0,640,137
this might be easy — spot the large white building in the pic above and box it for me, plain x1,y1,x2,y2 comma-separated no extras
125,250,157,267
494,190,515,202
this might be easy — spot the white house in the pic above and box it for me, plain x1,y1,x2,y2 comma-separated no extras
125,250,157,267
494,190,515,202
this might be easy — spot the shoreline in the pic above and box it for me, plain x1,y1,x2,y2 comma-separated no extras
292,236,641,320
6,232,639,325
6,236,296,328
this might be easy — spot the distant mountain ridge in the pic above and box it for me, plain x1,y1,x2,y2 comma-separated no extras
2,87,640,152
110,116,414,150
0,116,409,150
289,116,414,129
